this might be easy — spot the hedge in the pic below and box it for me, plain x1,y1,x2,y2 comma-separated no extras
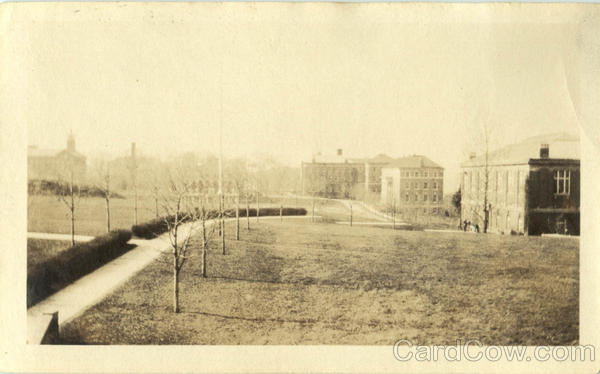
132,207,307,239
27,229,133,308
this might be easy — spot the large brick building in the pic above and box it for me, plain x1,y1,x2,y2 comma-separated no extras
460,133,580,235
28,132,86,182
380,156,444,214
300,150,395,200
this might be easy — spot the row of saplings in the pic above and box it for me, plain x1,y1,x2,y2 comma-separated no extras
26,207,307,308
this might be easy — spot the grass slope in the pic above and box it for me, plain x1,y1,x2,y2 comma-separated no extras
60,220,578,345
27,239,73,272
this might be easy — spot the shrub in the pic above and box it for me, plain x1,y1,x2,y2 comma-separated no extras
132,207,307,239
27,230,132,307
28,179,125,199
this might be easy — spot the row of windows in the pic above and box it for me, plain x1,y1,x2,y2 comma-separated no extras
463,169,525,204
402,170,443,178
404,192,439,202
463,168,572,202
404,181,440,190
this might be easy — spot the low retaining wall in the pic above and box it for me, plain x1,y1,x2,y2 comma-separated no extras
27,311,59,344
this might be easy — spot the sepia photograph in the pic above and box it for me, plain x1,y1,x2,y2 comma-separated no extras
1,1,600,373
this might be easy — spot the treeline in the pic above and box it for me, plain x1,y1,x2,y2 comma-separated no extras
28,179,124,199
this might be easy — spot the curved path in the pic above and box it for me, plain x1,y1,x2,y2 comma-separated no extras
27,215,316,344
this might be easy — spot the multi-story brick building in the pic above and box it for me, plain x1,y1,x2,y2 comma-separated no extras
460,133,579,235
380,155,444,214
28,132,86,182
300,150,394,200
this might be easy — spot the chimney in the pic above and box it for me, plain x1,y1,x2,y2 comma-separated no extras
337,149,343,156
540,143,549,159
469,152,476,160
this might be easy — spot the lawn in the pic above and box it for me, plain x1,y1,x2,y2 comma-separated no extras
28,194,159,236
27,193,380,236
60,220,578,345
27,239,73,272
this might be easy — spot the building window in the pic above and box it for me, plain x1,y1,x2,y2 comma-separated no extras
415,194,419,201
424,171,428,177
423,194,428,202
433,192,437,202
554,170,571,195
405,192,409,201
468,172,472,196
415,172,419,178
424,182,428,189
433,182,437,189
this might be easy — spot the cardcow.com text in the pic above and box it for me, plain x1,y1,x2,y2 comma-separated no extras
393,340,595,362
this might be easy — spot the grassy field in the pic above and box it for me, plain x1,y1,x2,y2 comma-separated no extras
60,220,578,345
27,194,380,236
28,194,159,236
27,239,73,272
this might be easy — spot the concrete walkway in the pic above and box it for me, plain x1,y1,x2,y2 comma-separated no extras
27,215,314,343
27,232,94,242
27,234,173,343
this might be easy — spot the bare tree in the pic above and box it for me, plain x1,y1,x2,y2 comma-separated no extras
462,100,497,234
158,175,200,313
481,123,492,233
196,194,217,278
27,181,39,214
127,143,138,225
91,159,113,233
57,160,81,245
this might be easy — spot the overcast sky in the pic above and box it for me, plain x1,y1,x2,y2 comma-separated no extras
15,3,583,191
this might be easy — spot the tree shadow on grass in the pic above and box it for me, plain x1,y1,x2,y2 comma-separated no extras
183,310,319,325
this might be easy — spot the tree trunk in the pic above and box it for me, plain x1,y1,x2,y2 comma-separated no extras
173,265,180,313
133,182,138,225
256,191,260,223
71,206,75,245
155,196,159,218
221,194,226,255
236,193,240,240
246,193,250,231
70,181,75,245
106,197,111,232
201,210,207,278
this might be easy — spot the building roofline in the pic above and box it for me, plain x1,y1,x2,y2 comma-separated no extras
528,158,580,166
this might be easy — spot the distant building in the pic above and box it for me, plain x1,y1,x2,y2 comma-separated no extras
380,156,444,214
28,132,86,182
300,149,395,200
460,133,580,235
